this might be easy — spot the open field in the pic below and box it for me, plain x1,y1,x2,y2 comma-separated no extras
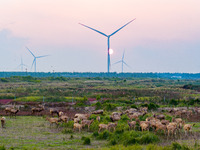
0,77,200,149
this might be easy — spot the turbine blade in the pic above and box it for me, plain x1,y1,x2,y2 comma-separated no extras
113,60,122,65
122,50,125,60
37,55,49,58
26,47,35,57
79,23,108,37
109,18,136,37
123,61,131,68
31,59,36,70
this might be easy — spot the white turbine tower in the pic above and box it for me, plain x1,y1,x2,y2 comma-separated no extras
79,19,136,73
113,50,130,73
26,47,49,72
18,57,27,72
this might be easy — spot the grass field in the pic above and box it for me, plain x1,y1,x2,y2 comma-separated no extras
0,116,199,150
0,116,107,150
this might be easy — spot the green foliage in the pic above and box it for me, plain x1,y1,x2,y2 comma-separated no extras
131,104,137,109
95,102,102,110
148,103,159,110
82,137,91,145
103,103,117,111
89,120,99,132
0,78,9,82
70,134,74,139
62,129,73,134
165,115,173,122
97,130,111,140
169,99,179,106
64,121,74,128
92,131,99,137
0,145,6,150
96,95,101,100
120,114,129,122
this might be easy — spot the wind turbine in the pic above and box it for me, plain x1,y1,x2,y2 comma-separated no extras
18,57,27,72
79,19,136,73
26,47,49,72
113,50,130,73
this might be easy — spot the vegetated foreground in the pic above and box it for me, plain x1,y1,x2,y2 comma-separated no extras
0,77,200,150
0,116,108,150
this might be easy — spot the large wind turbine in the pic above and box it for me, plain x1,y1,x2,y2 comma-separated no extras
26,47,49,72
113,50,130,73
79,19,136,73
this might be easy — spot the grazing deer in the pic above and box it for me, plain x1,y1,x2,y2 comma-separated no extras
32,105,44,115
1,117,6,128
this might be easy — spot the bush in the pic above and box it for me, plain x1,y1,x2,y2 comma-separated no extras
95,102,102,110
171,142,190,150
137,133,159,144
148,103,159,110
103,103,117,111
109,138,117,145
64,121,74,128
98,130,111,140
120,114,129,122
0,145,6,150
92,131,99,137
131,104,137,109
0,78,9,82
169,99,178,106
82,137,91,145
62,129,73,134
89,120,99,132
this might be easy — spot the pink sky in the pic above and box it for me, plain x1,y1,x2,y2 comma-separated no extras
0,0,200,72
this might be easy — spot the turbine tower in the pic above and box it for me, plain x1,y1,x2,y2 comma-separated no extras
18,57,26,72
113,50,130,73
26,47,49,72
79,19,135,73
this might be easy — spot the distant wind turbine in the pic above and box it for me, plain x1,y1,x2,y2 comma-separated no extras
113,50,130,73
18,57,27,72
26,47,49,72
79,19,136,73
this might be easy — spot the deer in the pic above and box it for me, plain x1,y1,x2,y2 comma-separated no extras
10,109,20,118
31,105,44,115
1,117,6,128
98,124,108,133
81,119,94,131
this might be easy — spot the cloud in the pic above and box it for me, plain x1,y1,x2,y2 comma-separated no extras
0,29,28,71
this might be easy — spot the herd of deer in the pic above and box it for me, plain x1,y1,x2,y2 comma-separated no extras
1,105,199,138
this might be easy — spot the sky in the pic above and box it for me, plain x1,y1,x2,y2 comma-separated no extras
0,0,200,73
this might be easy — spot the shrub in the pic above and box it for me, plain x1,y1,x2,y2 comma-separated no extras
172,142,182,150
169,99,178,106
0,78,9,82
131,104,137,109
109,138,117,145
165,115,172,122
92,131,99,137
89,120,99,132
82,137,91,145
120,114,129,122
103,103,117,111
98,130,111,140
148,103,159,110
62,129,73,134
95,102,102,110
0,145,6,150
70,135,74,139
137,133,159,144
65,121,74,128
